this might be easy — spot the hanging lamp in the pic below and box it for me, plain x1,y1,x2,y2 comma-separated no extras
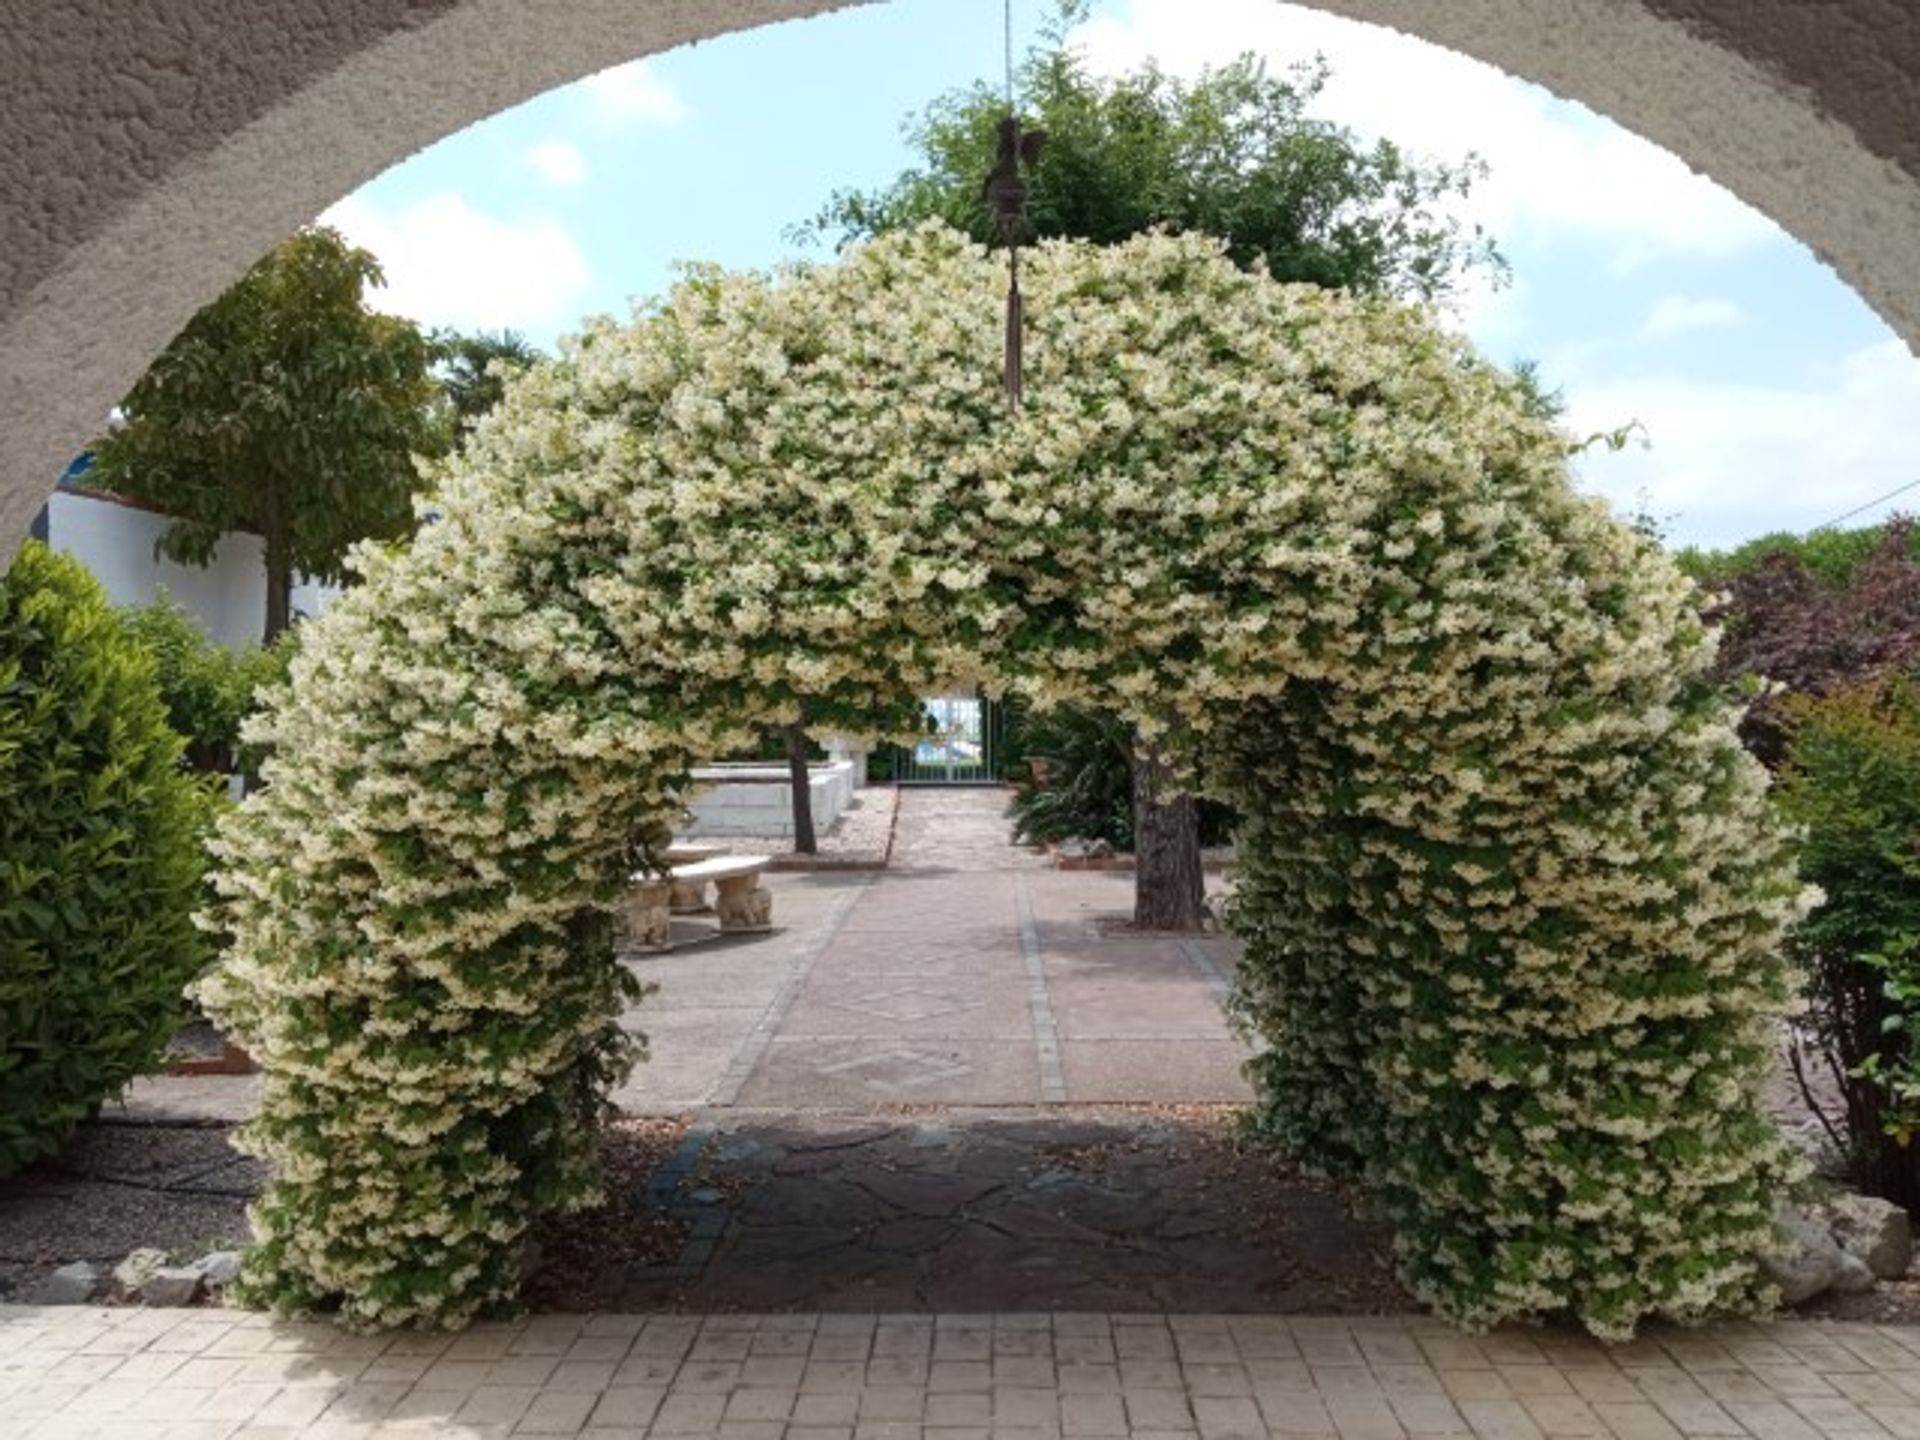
982,0,1046,411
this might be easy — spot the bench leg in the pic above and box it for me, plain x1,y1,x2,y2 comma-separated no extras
669,879,710,914
623,882,673,951
715,877,773,932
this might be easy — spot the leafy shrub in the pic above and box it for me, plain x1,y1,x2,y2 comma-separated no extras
0,544,210,1176
1695,518,1920,1211
1773,679,1920,1212
1008,708,1137,848
120,594,294,772
1008,707,1238,850
1704,519,1920,764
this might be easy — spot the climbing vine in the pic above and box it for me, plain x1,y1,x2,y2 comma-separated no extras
201,225,1805,1333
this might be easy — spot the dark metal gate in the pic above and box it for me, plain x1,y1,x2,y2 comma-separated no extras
895,693,1000,785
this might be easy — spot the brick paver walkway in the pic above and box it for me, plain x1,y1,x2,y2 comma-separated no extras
6,1305,1919,1439
614,789,1250,1112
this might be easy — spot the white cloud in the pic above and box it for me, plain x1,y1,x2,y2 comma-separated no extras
528,140,587,186
1567,340,1920,545
1446,269,1529,352
320,192,591,333
583,60,687,126
1642,295,1744,338
1068,1,1777,262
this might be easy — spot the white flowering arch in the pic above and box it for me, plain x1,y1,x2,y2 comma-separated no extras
203,227,1804,1335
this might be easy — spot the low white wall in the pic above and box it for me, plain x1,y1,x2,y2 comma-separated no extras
684,760,856,838
824,736,867,789
46,489,338,648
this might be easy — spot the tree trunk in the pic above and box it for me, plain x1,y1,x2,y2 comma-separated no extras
784,723,818,855
261,479,293,645
1130,732,1206,932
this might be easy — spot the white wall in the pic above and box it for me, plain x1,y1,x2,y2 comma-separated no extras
684,761,857,839
46,489,337,649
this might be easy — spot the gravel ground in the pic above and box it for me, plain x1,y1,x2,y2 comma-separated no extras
0,1123,256,1301
163,1018,227,1062
690,783,900,867
0,1117,694,1311
2,1101,1914,1323
1767,1030,1854,1168
522,1116,693,1311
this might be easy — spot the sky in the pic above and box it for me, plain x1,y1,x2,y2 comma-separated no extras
319,0,1920,550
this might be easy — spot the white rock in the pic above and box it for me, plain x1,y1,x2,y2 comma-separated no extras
36,1261,104,1305
112,1247,168,1296
1828,1193,1913,1280
1831,1251,1878,1294
193,1250,244,1289
1761,1210,1845,1305
140,1266,205,1307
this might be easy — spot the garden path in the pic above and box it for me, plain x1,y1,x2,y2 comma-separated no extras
611,788,1253,1112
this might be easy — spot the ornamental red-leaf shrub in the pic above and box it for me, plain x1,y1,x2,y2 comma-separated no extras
1706,518,1920,765
1702,519,1920,1210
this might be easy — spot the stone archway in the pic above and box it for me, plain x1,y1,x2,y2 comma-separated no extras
198,227,1804,1337
4,1,1920,555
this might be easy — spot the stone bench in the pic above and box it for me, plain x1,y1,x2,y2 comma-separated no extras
622,854,773,952
668,855,773,932
662,841,729,911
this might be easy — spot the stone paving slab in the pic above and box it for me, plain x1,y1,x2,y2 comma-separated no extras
734,1041,1046,1106
656,790,1253,1111
1058,1042,1255,1103
600,1107,1401,1315
777,984,1033,1041
815,935,1029,978
5,1304,1918,1440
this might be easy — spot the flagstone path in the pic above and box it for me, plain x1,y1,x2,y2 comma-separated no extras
543,1106,1403,1316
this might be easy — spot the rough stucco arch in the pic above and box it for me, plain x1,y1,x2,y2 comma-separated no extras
3,0,1920,557
199,228,1805,1336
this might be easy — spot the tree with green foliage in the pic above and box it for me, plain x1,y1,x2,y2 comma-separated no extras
1008,709,1136,849
803,3,1500,301
1676,519,1920,588
806,2,1504,927
90,228,441,644
434,328,544,440
0,544,211,1176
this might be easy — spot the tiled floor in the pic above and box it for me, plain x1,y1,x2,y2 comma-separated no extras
5,1305,1919,1440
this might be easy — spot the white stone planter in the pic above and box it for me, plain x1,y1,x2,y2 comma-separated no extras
684,759,856,837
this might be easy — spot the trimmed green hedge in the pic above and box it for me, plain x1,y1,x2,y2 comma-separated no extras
0,543,210,1175
1675,522,1920,588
